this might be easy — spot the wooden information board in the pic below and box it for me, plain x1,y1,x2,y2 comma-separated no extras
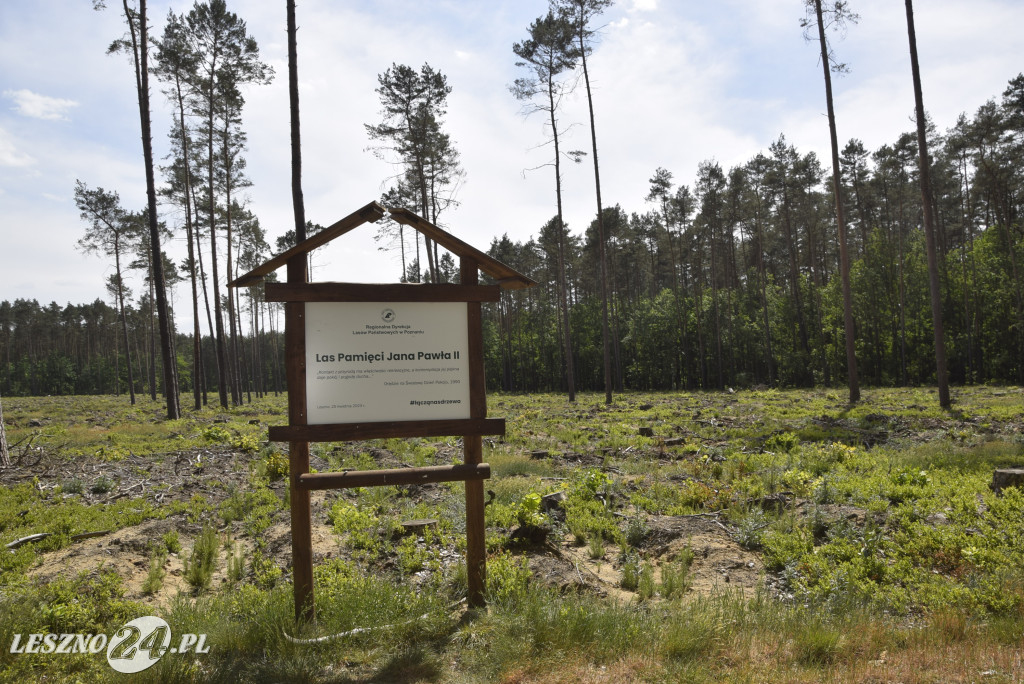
230,202,535,622
304,301,471,424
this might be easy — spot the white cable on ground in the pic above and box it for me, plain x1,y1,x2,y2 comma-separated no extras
283,598,468,645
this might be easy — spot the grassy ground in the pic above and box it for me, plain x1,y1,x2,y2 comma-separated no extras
0,386,1022,682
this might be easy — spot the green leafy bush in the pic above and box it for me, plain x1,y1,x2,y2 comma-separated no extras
762,526,812,572
262,450,289,480
328,499,382,554
515,492,548,528
486,551,531,606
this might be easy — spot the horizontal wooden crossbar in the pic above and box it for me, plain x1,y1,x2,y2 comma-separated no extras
269,418,505,443
265,282,500,303
296,463,490,490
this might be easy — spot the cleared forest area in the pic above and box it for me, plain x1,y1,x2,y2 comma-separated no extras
0,386,1021,682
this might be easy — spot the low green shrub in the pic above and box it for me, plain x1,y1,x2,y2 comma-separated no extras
486,551,531,606
184,525,218,593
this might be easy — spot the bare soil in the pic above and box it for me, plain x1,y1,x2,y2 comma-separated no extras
9,442,765,608
520,513,763,603
5,446,338,605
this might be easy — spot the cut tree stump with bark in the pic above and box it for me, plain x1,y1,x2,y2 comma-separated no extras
400,519,438,535
990,468,1024,494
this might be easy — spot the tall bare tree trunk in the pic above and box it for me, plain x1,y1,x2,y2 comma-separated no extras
576,21,612,405
174,89,203,410
905,0,950,408
547,76,576,402
125,0,179,418
115,251,136,405
113,324,120,396
207,95,230,409
191,182,213,406
147,262,157,401
288,0,306,246
0,391,9,467
813,0,860,403
224,161,242,405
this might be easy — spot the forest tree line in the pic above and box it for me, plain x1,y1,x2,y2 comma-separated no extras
3,73,1021,398
482,73,1024,394
0,297,283,400
6,1,1021,403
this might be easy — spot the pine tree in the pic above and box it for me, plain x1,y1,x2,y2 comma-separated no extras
98,0,180,418
904,0,951,407
74,181,141,406
804,0,860,403
512,11,582,401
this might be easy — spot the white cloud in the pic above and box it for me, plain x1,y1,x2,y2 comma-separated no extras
0,127,34,167
4,89,79,121
2,0,1024,307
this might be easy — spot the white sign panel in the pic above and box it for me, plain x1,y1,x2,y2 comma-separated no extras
305,301,471,425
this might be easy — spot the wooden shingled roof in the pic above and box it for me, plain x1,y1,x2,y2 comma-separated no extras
229,201,536,290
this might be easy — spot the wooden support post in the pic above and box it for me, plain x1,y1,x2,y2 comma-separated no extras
286,256,314,624
289,438,313,622
462,256,487,607
464,437,486,607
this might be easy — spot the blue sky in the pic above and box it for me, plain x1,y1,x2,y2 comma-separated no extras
1,0,1022,324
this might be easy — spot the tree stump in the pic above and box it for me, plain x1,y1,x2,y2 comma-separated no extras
400,519,438,535
990,468,1024,494
638,427,655,437
541,490,567,513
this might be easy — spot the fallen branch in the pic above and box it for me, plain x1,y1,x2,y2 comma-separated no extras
674,510,725,519
5,529,111,551
14,434,37,466
109,481,146,501
283,599,466,645
6,533,49,550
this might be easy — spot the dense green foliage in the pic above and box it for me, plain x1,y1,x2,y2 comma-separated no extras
0,299,284,398
485,74,1024,393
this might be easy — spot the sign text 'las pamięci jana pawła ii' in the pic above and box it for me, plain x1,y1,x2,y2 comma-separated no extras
304,301,470,424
